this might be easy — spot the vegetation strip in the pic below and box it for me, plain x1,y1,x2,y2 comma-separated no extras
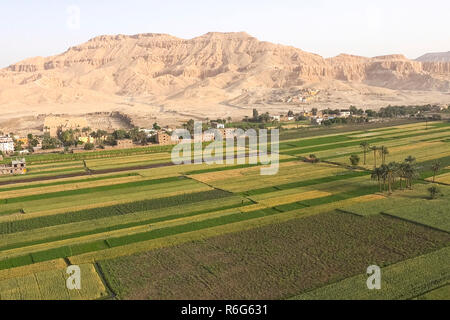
0,173,140,193
0,187,381,270
0,201,250,252
0,207,280,269
0,189,231,235
242,171,369,196
0,176,186,204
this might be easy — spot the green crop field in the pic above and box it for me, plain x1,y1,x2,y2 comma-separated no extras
291,246,450,300
98,211,449,299
0,120,449,300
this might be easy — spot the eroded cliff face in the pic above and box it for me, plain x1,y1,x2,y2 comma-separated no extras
1,32,449,108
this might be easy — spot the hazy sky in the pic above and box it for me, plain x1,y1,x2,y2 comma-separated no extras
1,0,449,68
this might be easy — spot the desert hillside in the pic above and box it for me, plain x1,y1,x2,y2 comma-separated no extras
1,32,449,131
416,51,450,62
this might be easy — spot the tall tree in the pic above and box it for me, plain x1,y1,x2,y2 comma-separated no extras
403,162,419,189
370,146,379,168
371,167,383,192
431,160,442,183
252,109,259,121
385,162,398,194
380,146,389,165
360,142,370,165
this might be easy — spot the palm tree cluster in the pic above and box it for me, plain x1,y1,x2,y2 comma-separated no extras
360,142,390,167
371,156,419,194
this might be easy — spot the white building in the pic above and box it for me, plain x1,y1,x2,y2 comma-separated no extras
211,122,225,129
140,128,157,138
0,136,14,154
339,110,351,118
311,117,324,125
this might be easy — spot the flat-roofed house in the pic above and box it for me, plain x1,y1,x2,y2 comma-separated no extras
211,122,225,129
157,132,179,145
116,139,134,149
0,158,26,175
0,136,14,154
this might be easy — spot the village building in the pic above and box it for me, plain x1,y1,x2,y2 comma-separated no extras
199,131,216,142
272,115,281,121
339,110,351,118
211,122,225,129
218,128,236,139
311,117,324,125
0,136,14,154
15,137,29,146
116,139,134,149
140,129,157,138
78,136,96,144
156,128,238,145
0,158,27,175
156,132,178,145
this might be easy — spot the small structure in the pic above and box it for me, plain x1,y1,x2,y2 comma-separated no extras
116,139,134,149
0,158,27,175
140,129,157,138
211,122,225,129
218,128,236,139
0,136,14,154
78,136,95,144
339,110,351,118
157,132,178,145
311,117,324,125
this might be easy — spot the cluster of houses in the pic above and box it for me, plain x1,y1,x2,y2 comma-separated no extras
270,109,354,125
156,122,236,145
285,89,320,104
310,109,353,125
0,135,27,176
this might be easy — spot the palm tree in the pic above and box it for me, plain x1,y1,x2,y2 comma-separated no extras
371,167,383,192
380,146,389,165
403,162,419,189
360,142,370,165
370,146,379,168
385,162,399,194
398,162,407,190
378,164,388,192
431,160,442,183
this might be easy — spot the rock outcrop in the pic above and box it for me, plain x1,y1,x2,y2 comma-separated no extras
0,32,449,118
